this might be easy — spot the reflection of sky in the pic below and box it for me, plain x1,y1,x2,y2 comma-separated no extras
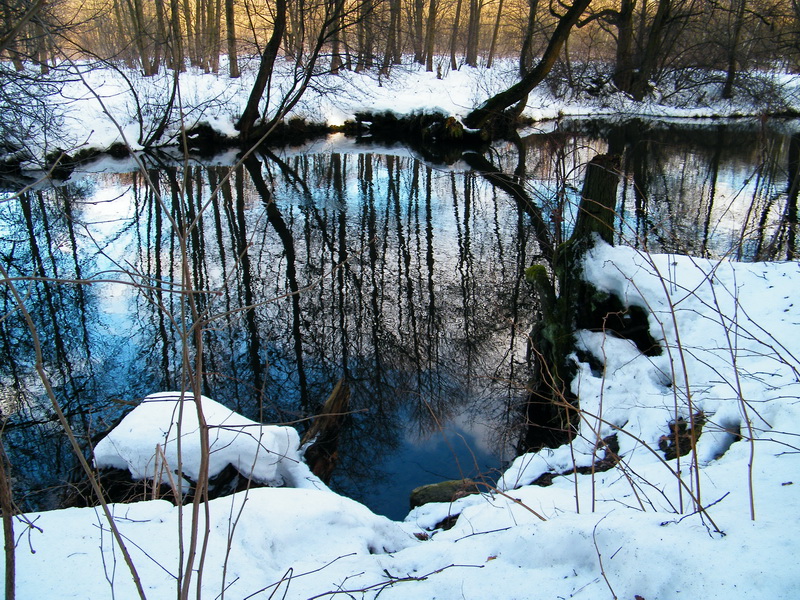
353,420,499,521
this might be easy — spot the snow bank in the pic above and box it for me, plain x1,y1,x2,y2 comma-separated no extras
502,244,800,491
94,391,325,490
9,487,417,599
12,58,800,168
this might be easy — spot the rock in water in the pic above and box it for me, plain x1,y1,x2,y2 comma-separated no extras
409,479,480,509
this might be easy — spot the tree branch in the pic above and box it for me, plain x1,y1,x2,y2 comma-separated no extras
0,0,46,56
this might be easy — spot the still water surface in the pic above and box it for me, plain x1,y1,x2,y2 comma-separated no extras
1,118,797,519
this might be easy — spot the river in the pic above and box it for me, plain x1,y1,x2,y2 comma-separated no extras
0,117,797,519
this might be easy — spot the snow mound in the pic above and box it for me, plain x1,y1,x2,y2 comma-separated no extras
11,487,417,599
94,392,324,490
501,243,800,491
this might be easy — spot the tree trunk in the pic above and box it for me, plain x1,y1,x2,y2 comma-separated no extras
612,0,635,93
111,0,129,65
390,0,401,64
355,0,370,71
194,0,206,69
330,0,345,73
123,0,155,74
463,0,592,132
630,0,670,100
519,0,539,76
413,0,425,64
153,0,167,72
787,133,800,261
211,0,222,72
486,0,504,68
721,0,747,99
464,0,481,66
236,0,287,140
381,0,401,74
0,441,15,600
169,0,184,71
522,153,621,451
424,0,437,72
288,0,306,59
225,0,239,76
449,0,463,70
182,0,196,66
34,18,49,74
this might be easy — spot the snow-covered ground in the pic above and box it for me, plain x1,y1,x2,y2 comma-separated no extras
5,241,800,599
8,57,800,167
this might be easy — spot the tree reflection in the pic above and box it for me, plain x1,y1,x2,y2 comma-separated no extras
512,118,799,260
0,183,126,509
1,118,797,514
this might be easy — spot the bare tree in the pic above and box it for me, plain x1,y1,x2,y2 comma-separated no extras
722,0,748,98
487,0,506,67
424,0,437,71
463,0,592,132
449,0,464,69
464,0,481,66
519,0,541,75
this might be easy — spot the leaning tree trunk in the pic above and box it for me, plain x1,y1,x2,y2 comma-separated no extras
463,0,591,133
522,153,621,451
236,0,287,140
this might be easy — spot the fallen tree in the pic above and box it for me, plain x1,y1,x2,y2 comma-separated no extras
462,0,593,135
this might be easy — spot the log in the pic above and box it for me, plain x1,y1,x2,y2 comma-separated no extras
301,379,351,483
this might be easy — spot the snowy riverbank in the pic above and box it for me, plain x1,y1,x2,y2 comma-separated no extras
7,58,800,169
5,241,800,599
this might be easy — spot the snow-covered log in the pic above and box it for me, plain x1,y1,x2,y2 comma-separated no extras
93,392,325,499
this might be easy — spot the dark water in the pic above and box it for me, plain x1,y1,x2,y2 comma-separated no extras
1,119,797,519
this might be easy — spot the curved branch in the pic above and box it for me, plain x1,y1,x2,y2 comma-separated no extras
463,0,592,132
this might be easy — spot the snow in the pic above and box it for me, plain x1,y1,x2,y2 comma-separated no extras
9,58,800,167
5,241,800,599
93,392,326,490
4,58,800,599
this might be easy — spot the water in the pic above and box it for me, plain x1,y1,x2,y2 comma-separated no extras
1,119,797,519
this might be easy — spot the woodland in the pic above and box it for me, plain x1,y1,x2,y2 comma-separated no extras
3,0,800,150
1,1,800,599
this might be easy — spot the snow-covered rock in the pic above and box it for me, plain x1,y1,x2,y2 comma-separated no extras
94,391,325,491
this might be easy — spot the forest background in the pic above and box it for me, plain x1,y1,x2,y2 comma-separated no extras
4,0,800,149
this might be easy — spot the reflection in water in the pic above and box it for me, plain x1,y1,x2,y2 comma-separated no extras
509,118,799,260
1,147,538,518
1,120,798,518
